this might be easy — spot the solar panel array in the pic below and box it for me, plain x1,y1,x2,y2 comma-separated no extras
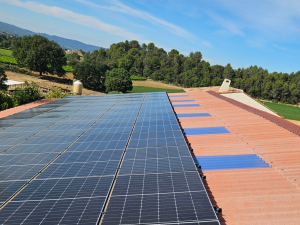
0,93,220,225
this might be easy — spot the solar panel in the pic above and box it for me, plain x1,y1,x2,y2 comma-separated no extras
0,92,219,225
128,130,186,148
119,156,197,175
0,153,58,166
101,92,220,225
0,96,108,206
102,172,217,224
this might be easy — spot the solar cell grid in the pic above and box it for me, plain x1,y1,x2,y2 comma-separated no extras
119,156,196,175
137,113,176,122
124,146,192,160
0,138,27,146
12,121,56,127
139,109,174,115
134,120,180,133
54,150,124,164
104,111,138,116
21,135,78,145
46,124,91,131
111,172,205,196
67,139,128,151
96,116,137,124
102,191,217,225
14,176,114,201
0,92,219,225
77,133,130,143
34,129,84,137
0,164,45,182
0,145,13,153
0,153,58,166
37,160,120,179
0,181,26,205
56,118,99,125
8,143,72,154
131,130,183,139
0,194,106,225
102,172,217,225
128,130,185,149
86,122,134,135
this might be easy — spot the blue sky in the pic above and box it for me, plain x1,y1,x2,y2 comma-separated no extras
0,0,300,73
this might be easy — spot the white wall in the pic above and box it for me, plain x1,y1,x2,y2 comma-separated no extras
221,92,280,117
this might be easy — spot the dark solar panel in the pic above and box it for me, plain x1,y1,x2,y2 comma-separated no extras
0,92,219,225
0,153,58,166
124,146,192,160
119,156,196,175
37,160,120,179
102,172,216,225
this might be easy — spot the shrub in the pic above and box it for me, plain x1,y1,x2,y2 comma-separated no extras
0,67,8,91
108,91,122,94
13,81,41,105
130,75,147,81
0,81,40,111
0,91,17,111
45,86,74,98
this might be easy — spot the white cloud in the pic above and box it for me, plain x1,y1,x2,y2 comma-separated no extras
0,0,143,41
272,44,287,51
75,0,196,41
215,0,300,36
207,11,245,36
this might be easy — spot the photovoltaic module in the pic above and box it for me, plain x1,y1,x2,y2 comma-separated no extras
0,93,220,225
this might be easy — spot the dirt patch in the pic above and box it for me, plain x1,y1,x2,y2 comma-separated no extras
132,80,183,89
5,71,104,95
287,119,300,126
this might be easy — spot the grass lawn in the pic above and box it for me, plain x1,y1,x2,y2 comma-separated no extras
261,101,300,121
128,86,185,93
0,48,13,57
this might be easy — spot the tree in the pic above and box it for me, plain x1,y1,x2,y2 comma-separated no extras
12,35,66,76
223,63,235,79
0,67,8,91
105,68,132,93
73,57,107,92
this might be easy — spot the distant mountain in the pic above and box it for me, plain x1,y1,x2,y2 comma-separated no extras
0,21,104,52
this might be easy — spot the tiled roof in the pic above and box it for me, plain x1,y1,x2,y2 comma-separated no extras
169,91,300,225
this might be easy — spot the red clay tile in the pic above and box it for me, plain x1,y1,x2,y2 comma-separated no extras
169,91,300,224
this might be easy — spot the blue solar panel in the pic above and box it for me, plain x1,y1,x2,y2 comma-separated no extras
171,100,195,102
173,104,200,107
177,113,211,117
169,94,189,97
0,92,219,225
184,126,230,135
194,154,271,171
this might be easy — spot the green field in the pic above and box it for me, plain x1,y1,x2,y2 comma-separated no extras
0,49,13,57
128,86,185,93
130,75,147,81
0,55,17,65
261,101,300,121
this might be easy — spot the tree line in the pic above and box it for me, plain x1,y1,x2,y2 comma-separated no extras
73,40,300,103
2,35,300,102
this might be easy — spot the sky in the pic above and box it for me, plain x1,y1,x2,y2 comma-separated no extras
0,0,300,73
